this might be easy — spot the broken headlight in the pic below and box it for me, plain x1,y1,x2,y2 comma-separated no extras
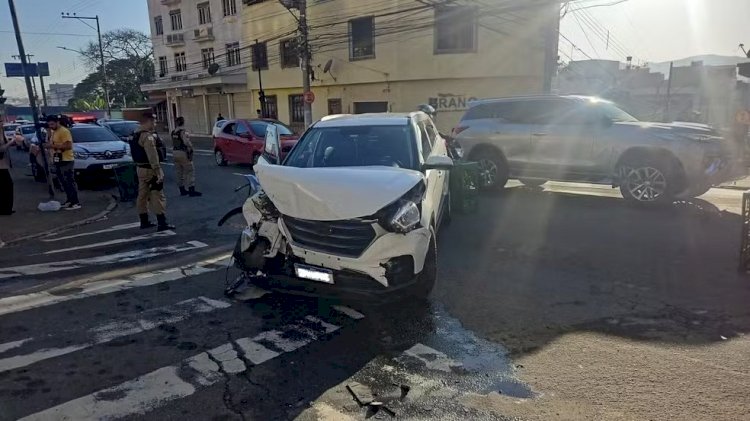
387,200,421,233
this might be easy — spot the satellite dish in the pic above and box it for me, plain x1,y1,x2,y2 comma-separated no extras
323,59,333,74
208,63,220,75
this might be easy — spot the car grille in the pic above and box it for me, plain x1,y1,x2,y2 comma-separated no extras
282,216,376,258
90,150,126,160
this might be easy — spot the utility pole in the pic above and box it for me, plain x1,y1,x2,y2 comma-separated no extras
299,0,312,128
62,13,111,118
38,65,48,109
664,61,674,122
7,0,54,199
255,39,267,118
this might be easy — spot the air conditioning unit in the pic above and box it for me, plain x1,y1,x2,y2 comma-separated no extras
193,27,214,41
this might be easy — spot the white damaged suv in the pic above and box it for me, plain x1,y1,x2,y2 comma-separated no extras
230,113,454,301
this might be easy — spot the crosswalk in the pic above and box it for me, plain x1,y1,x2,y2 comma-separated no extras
0,221,532,420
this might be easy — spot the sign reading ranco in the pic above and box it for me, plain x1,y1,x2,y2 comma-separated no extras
428,94,478,112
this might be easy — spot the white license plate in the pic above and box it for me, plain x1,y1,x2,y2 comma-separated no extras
103,164,115,170
294,264,334,284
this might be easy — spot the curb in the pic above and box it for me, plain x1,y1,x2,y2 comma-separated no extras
715,185,750,192
4,194,119,247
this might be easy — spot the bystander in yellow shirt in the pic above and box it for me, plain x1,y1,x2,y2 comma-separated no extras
51,126,74,162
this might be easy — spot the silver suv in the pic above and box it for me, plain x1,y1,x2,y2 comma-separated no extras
456,95,740,204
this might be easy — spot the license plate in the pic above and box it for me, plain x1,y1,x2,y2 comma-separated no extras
103,164,115,170
294,264,334,284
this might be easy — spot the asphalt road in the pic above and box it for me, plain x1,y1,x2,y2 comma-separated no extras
1,151,749,420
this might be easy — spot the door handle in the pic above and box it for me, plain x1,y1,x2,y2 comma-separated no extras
532,133,548,137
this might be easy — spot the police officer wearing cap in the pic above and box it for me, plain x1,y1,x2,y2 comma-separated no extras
130,112,175,231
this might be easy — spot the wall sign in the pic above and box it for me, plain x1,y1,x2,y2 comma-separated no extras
428,94,478,112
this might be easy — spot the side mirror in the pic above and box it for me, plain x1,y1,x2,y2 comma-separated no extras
423,155,454,171
263,124,281,165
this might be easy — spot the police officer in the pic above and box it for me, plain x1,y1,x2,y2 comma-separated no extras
130,112,175,231
171,117,201,197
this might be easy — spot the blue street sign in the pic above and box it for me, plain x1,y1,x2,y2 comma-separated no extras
4,62,38,77
37,62,50,77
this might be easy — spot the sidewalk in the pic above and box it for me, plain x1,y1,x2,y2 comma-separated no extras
1,166,116,245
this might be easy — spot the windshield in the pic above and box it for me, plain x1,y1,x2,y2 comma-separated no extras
21,126,36,134
71,126,123,143
250,121,294,137
285,125,416,169
4,124,19,132
596,101,639,122
107,122,139,137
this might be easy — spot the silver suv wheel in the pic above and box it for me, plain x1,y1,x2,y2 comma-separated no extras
622,166,667,202
478,159,499,186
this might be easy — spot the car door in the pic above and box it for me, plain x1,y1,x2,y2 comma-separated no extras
417,118,444,226
233,121,255,164
525,99,598,179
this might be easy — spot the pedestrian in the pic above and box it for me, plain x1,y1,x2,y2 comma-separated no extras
217,113,225,122
0,134,23,215
130,112,175,231
45,115,81,210
171,116,201,197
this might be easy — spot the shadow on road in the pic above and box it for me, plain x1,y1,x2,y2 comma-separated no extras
436,186,750,355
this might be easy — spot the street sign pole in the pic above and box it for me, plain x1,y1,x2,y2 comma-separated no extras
7,0,54,198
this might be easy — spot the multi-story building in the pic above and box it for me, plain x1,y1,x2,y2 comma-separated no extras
241,0,560,133
141,0,251,134
46,83,75,107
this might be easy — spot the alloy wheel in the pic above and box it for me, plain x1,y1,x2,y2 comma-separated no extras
624,166,667,202
215,150,225,166
477,159,499,187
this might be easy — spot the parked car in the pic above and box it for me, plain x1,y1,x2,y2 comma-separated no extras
15,124,38,151
455,95,740,204
101,120,139,142
213,119,299,167
29,124,134,181
3,123,19,142
228,112,454,301
213,119,228,138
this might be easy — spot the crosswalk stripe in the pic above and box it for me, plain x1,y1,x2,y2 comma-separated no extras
0,253,229,317
0,338,33,354
0,297,231,374
332,305,365,320
20,313,352,420
0,241,208,281
40,230,176,255
42,222,141,242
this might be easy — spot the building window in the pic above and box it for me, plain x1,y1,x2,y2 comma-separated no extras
349,16,374,60
289,94,305,124
154,16,163,36
222,0,237,16
201,48,215,69
264,95,278,120
226,42,241,67
251,42,268,70
328,98,342,115
169,9,182,31
174,52,186,72
280,38,299,68
197,2,212,25
434,6,476,54
158,56,168,76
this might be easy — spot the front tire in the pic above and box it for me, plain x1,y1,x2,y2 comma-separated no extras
470,147,509,191
411,236,437,299
617,157,675,205
215,149,228,166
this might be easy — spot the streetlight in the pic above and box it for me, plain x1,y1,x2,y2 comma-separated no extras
61,12,110,118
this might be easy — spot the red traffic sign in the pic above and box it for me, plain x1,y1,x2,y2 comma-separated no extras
303,91,315,104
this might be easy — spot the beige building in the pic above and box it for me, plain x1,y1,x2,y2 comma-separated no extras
141,0,254,134
241,0,560,133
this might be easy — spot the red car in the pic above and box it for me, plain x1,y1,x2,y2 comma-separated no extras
213,119,299,166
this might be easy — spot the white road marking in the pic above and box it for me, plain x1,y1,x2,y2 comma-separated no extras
43,222,141,242
0,297,230,373
41,230,176,255
401,343,463,372
234,173,249,177
0,252,228,316
0,338,33,354
0,241,208,281
22,315,350,420
332,305,365,320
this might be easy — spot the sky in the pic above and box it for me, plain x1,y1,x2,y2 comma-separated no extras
0,0,748,103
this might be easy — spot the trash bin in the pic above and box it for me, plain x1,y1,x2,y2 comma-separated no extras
450,161,480,214
113,163,139,202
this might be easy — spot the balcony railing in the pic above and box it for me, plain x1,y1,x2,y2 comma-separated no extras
165,33,185,46
160,0,180,5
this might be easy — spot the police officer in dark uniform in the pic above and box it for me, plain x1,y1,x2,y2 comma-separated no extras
130,112,175,231
171,117,201,197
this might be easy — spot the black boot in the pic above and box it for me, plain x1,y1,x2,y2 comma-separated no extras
156,214,175,232
188,186,202,197
139,213,156,229
179,186,188,196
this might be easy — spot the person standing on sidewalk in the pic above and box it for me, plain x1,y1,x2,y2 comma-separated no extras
46,115,81,210
0,134,24,215
217,113,225,122
130,112,175,231
171,117,202,197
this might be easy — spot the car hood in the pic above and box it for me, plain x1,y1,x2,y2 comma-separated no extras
254,160,424,221
75,141,128,153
